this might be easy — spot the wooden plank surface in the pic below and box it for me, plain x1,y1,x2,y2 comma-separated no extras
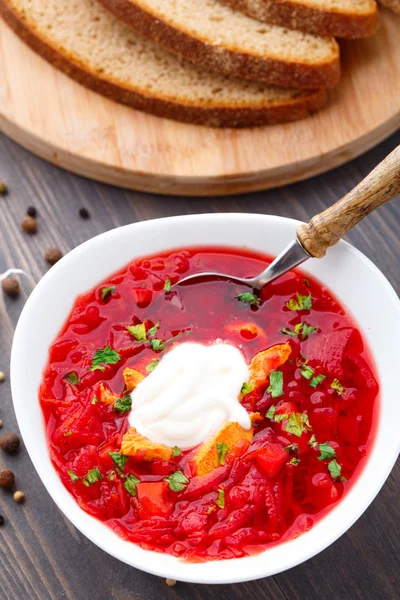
1,10,400,196
0,131,399,600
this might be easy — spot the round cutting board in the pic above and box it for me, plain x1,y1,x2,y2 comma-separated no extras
0,11,399,197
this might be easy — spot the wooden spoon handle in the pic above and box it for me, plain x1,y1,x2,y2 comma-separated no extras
297,145,400,258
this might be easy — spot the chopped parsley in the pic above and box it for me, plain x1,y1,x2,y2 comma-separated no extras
303,278,311,288
328,459,345,481
285,413,311,437
164,471,189,492
215,489,225,509
91,345,120,372
101,285,116,301
124,474,140,496
300,364,314,380
126,323,147,342
281,322,317,341
68,470,80,484
108,452,129,471
63,431,73,437
217,442,229,466
146,359,159,372
289,457,300,466
147,322,160,338
172,446,182,458
266,405,288,422
286,292,312,312
317,442,336,461
91,395,99,405
331,378,344,395
308,434,317,448
65,372,80,385
274,413,288,422
150,338,165,351
114,396,132,414
267,370,284,398
285,443,299,455
241,382,254,395
310,374,326,388
236,292,260,307
164,279,171,293
82,467,103,487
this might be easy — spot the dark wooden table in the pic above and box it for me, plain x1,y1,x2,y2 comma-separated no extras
0,131,399,600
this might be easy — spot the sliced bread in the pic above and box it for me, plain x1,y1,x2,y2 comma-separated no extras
97,0,340,89
378,0,400,12
0,0,328,128
222,0,378,38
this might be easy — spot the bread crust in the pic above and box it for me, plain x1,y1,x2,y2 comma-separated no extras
98,0,341,89
0,0,328,128
378,0,400,13
223,0,379,39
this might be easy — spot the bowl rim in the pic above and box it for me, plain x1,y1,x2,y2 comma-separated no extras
10,213,400,584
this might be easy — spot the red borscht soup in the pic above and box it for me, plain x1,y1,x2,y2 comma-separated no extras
39,247,379,561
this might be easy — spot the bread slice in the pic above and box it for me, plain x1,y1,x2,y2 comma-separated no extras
0,0,328,128
222,0,378,38
378,0,400,12
98,0,340,89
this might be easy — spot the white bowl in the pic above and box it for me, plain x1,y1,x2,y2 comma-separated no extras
10,214,400,584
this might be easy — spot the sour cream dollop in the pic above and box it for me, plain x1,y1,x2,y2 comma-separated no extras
128,342,251,449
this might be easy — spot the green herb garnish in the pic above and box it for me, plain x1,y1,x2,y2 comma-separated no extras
285,413,311,437
300,364,314,380
65,372,80,385
281,322,317,340
281,328,298,338
64,431,73,437
108,452,129,471
150,338,165,351
215,489,225,509
124,474,140,496
82,468,103,487
241,382,254,395
289,457,300,466
328,459,345,481
331,378,344,395
101,286,116,301
146,360,159,373
68,470,80,484
172,446,183,458
236,292,260,307
308,434,317,448
318,442,336,461
266,405,276,420
147,322,160,338
91,345,120,372
267,370,284,398
114,396,132,414
126,323,147,342
164,280,171,293
310,374,326,388
217,442,229,466
286,292,312,312
303,278,311,288
164,471,189,492
285,443,299,455
92,395,99,405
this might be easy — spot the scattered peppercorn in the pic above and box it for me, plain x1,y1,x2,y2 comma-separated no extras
21,215,37,233
0,421,3,429
0,372,5,382
44,247,63,266
0,469,15,489
0,182,8,196
0,432,20,454
13,490,24,503
1,277,20,298
79,207,90,219
27,206,37,218
165,579,176,587
0,515,4,526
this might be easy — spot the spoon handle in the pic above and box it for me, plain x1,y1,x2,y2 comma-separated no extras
297,145,400,258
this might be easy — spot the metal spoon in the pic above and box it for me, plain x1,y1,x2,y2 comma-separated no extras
178,145,400,291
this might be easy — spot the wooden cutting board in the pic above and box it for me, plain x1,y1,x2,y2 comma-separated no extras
0,11,399,197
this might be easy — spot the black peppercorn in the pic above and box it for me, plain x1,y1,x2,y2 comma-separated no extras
1,277,20,298
0,515,4,526
27,206,37,218
0,469,15,489
79,207,90,219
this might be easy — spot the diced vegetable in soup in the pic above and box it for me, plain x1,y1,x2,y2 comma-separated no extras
40,247,379,561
